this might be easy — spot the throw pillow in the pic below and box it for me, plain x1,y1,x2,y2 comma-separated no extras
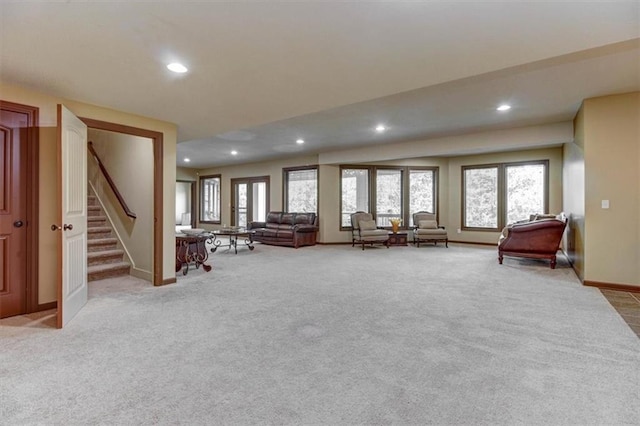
359,219,377,231
418,219,438,229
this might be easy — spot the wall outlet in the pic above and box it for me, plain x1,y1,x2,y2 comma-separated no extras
601,200,610,209
457,228,461,234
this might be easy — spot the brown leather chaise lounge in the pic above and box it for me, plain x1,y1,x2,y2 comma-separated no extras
498,213,568,269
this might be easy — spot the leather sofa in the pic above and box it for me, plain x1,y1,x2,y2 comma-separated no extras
248,212,319,248
498,213,567,269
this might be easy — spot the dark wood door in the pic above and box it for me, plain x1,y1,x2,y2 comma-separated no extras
0,109,28,318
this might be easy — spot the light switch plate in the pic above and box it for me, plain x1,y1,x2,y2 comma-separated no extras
601,200,610,209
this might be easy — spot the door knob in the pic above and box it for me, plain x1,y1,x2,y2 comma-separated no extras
63,224,73,231
13,220,24,228
51,224,61,231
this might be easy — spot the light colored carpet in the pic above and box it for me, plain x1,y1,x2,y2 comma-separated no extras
1,243,639,425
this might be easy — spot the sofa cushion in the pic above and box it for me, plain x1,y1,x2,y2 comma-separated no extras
360,230,389,240
266,222,280,229
281,213,295,225
418,219,438,229
529,213,557,222
277,224,292,230
294,213,315,225
359,219,377,231
276,229,293,238
266,212,283,223
261,229,279,238
416,228,447,237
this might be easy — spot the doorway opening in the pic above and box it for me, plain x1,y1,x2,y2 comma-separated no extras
231,176,269,227
80,118,164,286
176,180,196,232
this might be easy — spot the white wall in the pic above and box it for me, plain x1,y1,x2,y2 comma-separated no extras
582,92,640,287
89,129,154,281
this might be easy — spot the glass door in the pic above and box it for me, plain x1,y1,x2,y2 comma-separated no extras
231,176,269,227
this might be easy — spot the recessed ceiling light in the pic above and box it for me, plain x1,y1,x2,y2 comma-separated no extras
375,125,387,132
497,104,511,111
231,150,238,156
296,139,305,145
167,62,188,73
183,158,191,163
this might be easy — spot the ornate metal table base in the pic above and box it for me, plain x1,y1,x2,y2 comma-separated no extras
209,230,255,254
175,234,212,275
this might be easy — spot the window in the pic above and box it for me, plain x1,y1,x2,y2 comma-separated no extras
340,166,438,229
283,166,318,213
463,166,499,229
409,169,435,227
199,174,221,223
506,163,546,225
462,161,548,230
341,168,369,227
375,168,403,226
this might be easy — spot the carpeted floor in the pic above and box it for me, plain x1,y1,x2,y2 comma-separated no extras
1,243,639,425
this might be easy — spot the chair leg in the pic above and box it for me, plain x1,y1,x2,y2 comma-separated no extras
445,239,448,248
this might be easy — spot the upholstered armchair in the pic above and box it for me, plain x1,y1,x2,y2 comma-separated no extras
350,211,390,250
498,212,567,269
412,211,448,247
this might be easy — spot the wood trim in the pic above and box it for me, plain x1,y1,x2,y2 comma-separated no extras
584,280,640,293
154,135,163,286
161,277,177,286
80,118,164,286
56,105,63,328
37,301,57,311
0,100,40,314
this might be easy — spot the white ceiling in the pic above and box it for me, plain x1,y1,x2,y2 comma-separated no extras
1,2,638,168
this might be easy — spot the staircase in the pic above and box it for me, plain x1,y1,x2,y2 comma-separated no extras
87,195,131,281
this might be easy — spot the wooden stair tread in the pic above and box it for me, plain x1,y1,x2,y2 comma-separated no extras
87,261,130,273
87,249,124,259
88,237,118,245
88,226,112,233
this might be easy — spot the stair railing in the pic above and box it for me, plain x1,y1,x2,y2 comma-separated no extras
88,141,137,219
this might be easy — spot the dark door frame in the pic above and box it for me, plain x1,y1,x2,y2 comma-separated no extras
80,118,165,286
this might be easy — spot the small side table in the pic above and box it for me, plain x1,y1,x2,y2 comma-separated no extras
387,231,408,246
176,234,212,275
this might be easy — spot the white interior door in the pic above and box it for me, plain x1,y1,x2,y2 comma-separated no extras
56,105,88,328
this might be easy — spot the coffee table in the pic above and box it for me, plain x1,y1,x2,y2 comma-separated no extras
209,228,255,254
